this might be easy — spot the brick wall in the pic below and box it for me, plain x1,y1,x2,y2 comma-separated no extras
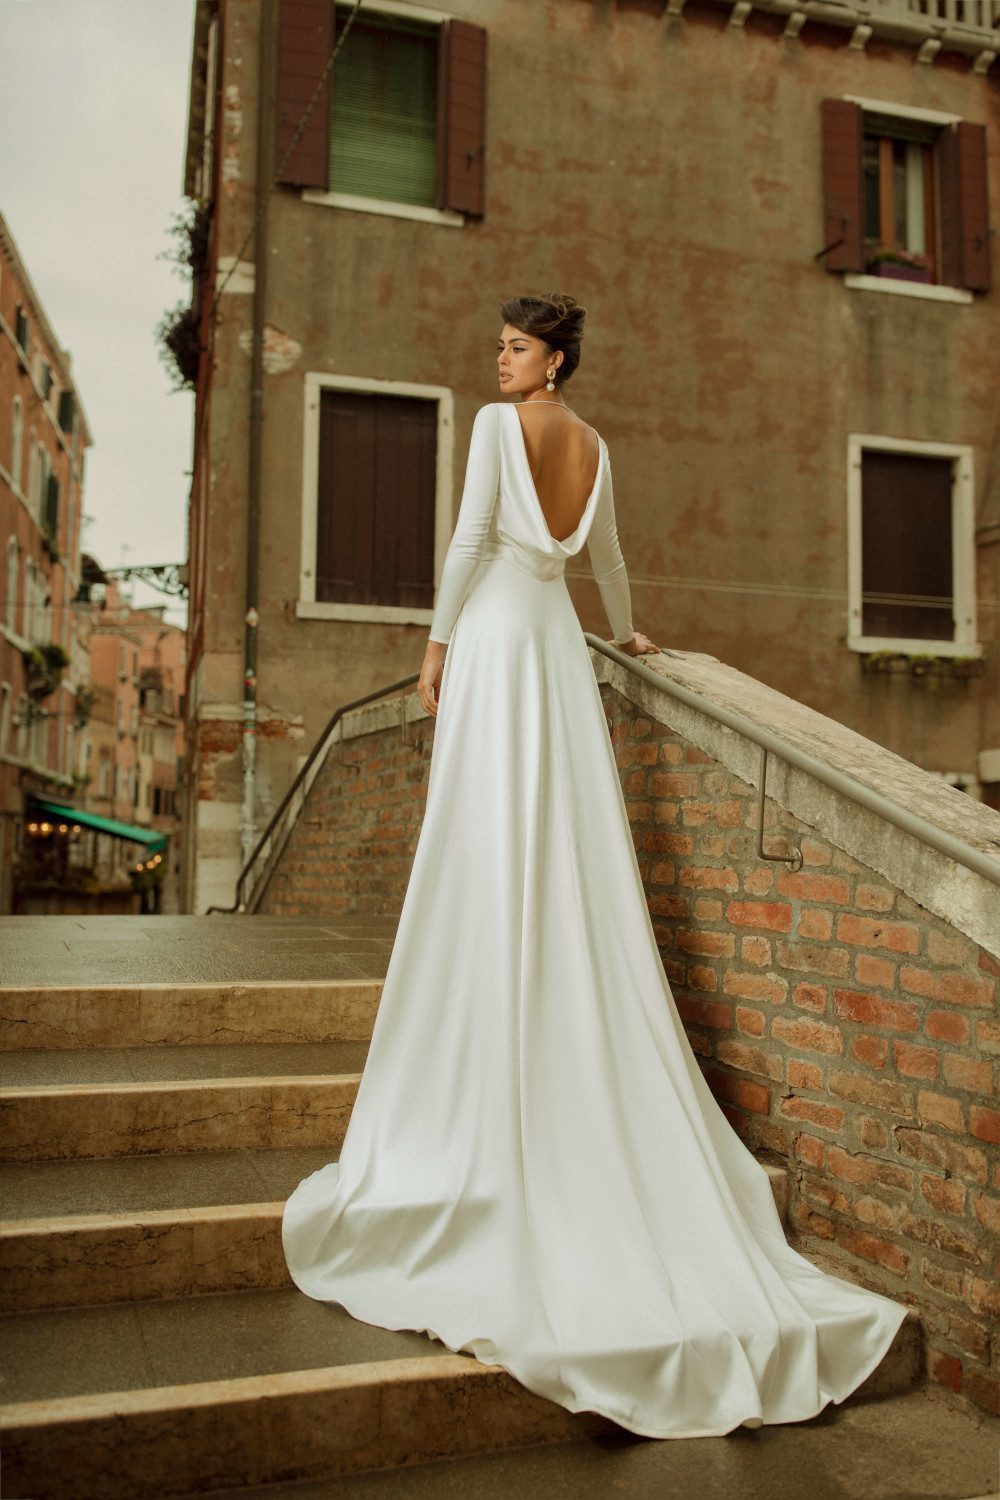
261,675,999,1419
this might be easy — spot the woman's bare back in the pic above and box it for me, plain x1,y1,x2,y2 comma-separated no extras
514,404,601,542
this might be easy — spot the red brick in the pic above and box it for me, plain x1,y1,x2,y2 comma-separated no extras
915,1091,965,1134
797,909,833,940
925,1010,970,1045
793,1203,836,1239
833,990,919,1033
971,1191,1000,1236
723,971,787,1004
650,861,677,885
675,995,732,1030
793,983,827,1014
835,914,920,953
828,1146,876,1184
740,936,772,967
717,1040,782,1080
687,964,718,992
779,1097,845,1131
726,900,792,932
743,867,775,895
693,897,723,920
837,1227,908,1276
893,1128,988,1184
969,1275,1000,1317
854,1195,894,1231
787,1060,824,1091
899,966,995,1008
795,1133,826,1167
929,1351,963,1394
919,1173,967,1217
776,941,851,978
970,1106,1000,1144
679,865,739,892
771,1017,843,1055
736,1079,771,1114
854,953,896,989
855,883,895,913
926,929,976,966
855,1115,888,1150
921,1258,969,1304
893,1042,939,1080
975,1017,1000,1054
981,950,1000,978
776,870,852,904
650,770,699,796
734,1008,767,1044
829,1070,913,1118
851,1035,888,1069
735,1006,765,1037
943,1054,993,1094
799,838,831,866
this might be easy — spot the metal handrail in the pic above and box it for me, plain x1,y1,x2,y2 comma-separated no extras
210,637,1000,914
584,634,1000,888
207,672,419,913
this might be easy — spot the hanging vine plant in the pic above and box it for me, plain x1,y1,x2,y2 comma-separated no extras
155,198,213,394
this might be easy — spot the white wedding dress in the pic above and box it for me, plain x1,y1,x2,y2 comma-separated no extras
282,401,909,1438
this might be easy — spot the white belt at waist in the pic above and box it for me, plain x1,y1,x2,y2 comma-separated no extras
480,538,566,582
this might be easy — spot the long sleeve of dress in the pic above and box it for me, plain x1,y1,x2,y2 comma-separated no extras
427,404,502,645
587,459,635,645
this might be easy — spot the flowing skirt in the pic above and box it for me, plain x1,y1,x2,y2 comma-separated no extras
282,556,909,1438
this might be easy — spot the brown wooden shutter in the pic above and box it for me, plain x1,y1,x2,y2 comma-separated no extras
937,120,991,292
316,391,437,608
820,98,864,273
435,20,487,217
276,0,332,189
861,450,954,641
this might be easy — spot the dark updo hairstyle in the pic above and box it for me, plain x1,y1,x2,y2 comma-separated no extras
499,293,586,385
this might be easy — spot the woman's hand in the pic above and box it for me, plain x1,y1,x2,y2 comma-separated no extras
419,641,446,717
613,631,661,656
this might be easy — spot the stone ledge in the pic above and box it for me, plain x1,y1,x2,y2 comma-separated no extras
590,647,1000,959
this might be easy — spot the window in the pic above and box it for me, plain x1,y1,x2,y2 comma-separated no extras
821,99,989,293
847,435,978,657
14,304,29,353
277,4,486,217
6,538,19,634
312,387,437,607
11,397,23,492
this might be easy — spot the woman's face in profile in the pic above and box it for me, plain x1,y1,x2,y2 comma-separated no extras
497,323,556,396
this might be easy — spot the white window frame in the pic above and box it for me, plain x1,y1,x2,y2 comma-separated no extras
846,432,979,658
301,0,466,230
297,373,456,625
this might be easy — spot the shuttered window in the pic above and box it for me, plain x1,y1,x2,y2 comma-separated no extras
330,8,437,206
315,390,437,608
276,1,486,215
821,100,990,292
860,449,954,641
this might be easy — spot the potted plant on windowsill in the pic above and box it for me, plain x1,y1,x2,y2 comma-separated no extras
866,247,933,284
21,642,70,701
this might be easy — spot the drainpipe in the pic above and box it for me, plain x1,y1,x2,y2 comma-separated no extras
241,0,276,870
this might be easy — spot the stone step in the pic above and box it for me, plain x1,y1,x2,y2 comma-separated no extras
0,1162,791,1312
0,1280,923,1500
0,979,383,1052
0,1040,372,1089
0,1074,361,1163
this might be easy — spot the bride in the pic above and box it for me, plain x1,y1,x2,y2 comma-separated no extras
282,292,909,1439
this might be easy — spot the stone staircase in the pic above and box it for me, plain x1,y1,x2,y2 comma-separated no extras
1,968,924,1499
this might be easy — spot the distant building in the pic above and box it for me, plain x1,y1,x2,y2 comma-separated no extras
0,211,93,913
181,0,999,911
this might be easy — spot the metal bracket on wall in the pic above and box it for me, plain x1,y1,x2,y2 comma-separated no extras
756,745,803,870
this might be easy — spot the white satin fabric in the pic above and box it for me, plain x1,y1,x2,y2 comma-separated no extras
282,402,908,1438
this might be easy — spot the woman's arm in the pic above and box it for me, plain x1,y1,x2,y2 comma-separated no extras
587,462,635,648
427,404,502,646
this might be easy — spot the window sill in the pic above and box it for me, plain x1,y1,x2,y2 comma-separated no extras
843,274,973,305
301,190,465,228
848,636,982,659
296,600,435,626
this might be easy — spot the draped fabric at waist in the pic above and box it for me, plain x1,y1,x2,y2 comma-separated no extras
481,537,566,582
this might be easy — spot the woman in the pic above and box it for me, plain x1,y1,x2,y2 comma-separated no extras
282,293,908,1439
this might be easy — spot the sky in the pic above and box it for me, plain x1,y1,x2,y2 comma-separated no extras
1,0,198,627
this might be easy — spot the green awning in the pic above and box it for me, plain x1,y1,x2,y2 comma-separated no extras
28,798,169,854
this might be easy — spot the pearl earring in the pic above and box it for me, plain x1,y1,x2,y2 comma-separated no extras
546,367,556,391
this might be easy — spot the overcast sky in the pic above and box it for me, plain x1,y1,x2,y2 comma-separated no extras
1,0,197,626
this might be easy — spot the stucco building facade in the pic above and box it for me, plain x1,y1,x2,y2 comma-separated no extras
181,0,999,913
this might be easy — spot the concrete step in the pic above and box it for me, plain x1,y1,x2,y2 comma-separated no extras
0,1162,791,1312
0,1040,372,1088
0,1074,361,1162
0,979,383,1051
0,1276,924,1500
